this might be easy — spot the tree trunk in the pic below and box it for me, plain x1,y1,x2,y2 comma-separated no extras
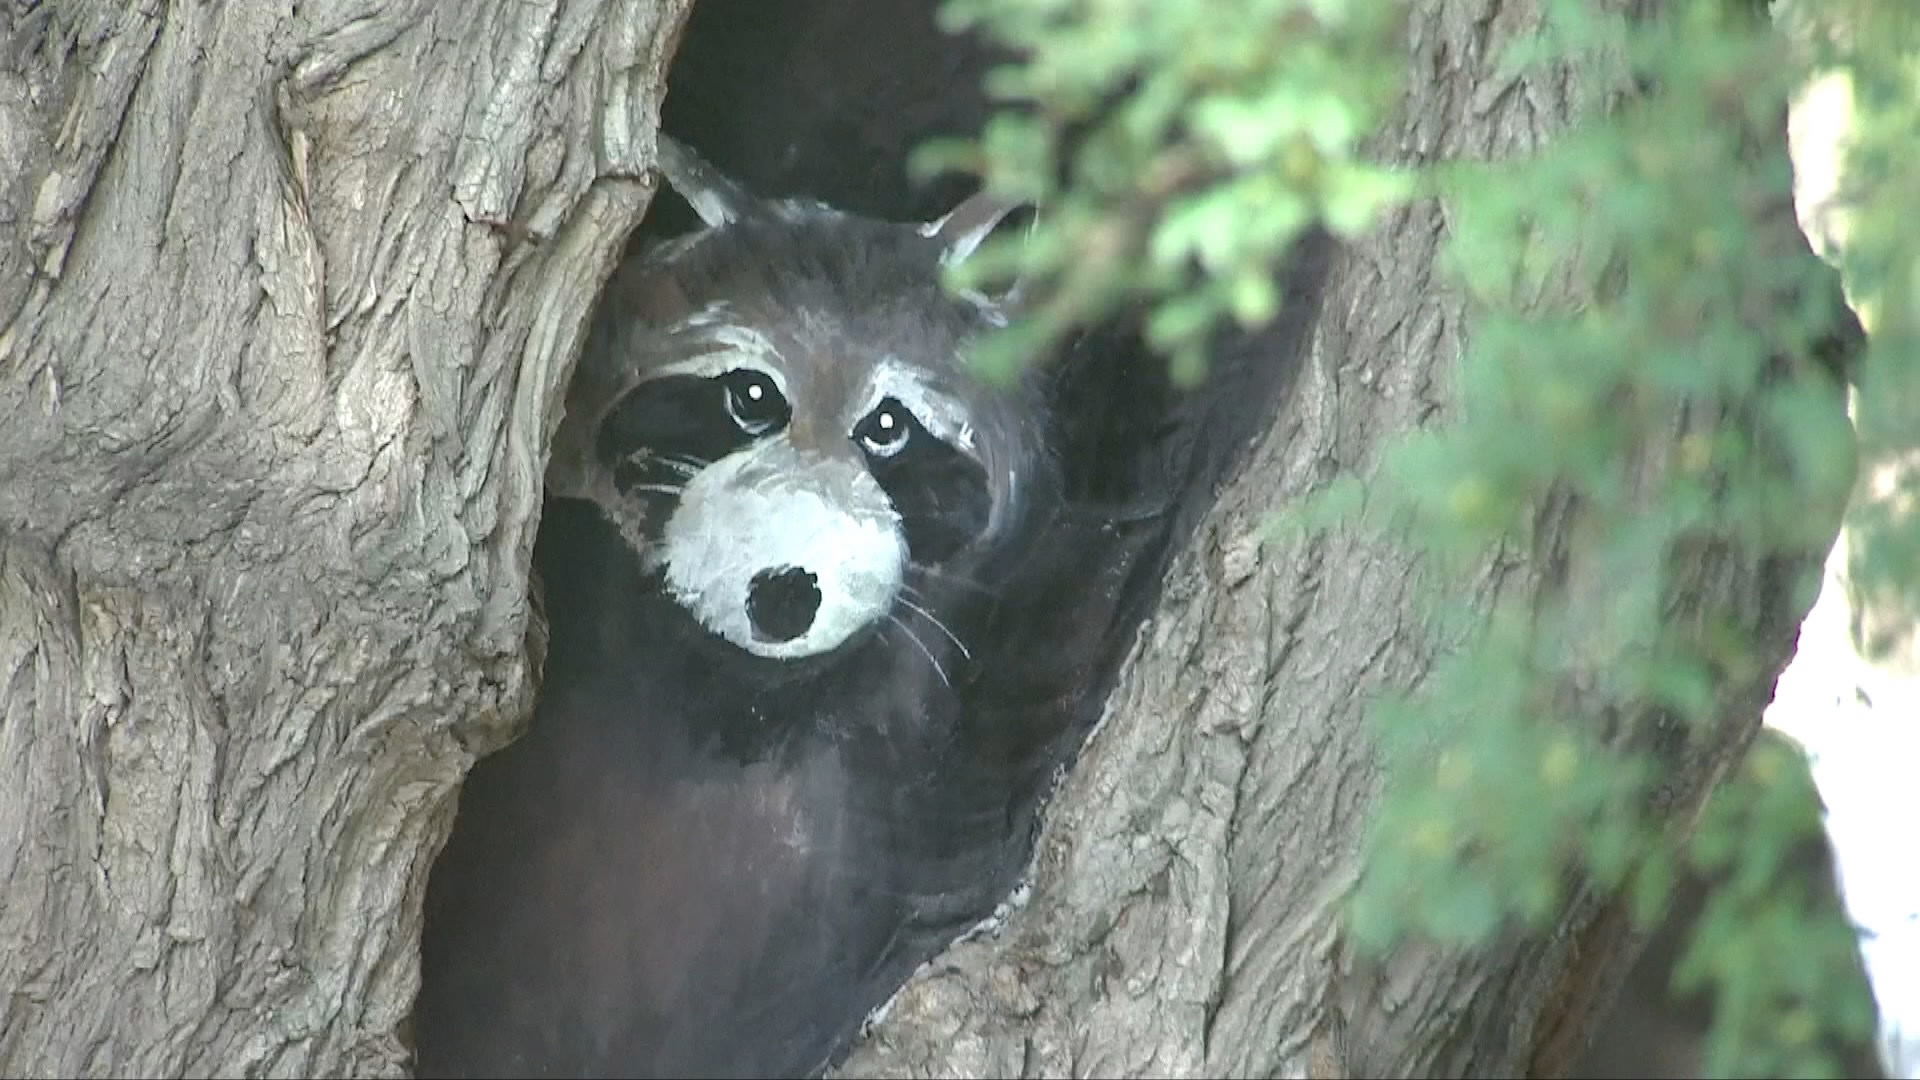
835,4,1853,1079
0,2,690,1075
0,3,1850,1080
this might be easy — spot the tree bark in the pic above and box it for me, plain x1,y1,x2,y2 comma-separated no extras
834,3,1854,1078
0,2,690,1075
0,2,1852,1080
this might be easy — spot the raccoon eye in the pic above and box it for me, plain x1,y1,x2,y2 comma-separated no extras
855,397,913,458
721,368,788,436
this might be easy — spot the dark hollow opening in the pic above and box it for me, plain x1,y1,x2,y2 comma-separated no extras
411,3,1328,1077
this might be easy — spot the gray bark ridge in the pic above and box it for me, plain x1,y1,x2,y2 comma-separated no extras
834,3,1856,1078
0,2,691,1076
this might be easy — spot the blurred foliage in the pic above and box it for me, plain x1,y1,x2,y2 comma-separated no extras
920,0,1411,385
935,0,1916,1075
1792,0,1920,666
1680,735,1887,1077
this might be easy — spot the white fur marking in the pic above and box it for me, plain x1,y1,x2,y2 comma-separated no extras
646,319,789,392
959,288,1011,326
675,302,735,328
661,440,905,659
857,357,975,453
920,204,1005,267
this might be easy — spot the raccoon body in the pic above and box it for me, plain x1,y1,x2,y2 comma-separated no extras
412,137,1054,1079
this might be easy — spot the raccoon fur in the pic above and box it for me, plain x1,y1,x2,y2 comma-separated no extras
411,135,1056,1079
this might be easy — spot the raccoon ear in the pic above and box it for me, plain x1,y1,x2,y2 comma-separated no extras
651,134,762,228
920,189,1035,268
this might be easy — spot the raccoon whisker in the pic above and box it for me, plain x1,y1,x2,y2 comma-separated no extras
885,612,950,689
631,483,686,498
904,563,993,596
895,594,971,662
625,456,703,481
653,453,711,478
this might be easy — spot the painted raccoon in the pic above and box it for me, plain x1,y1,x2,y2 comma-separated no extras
411,136,1055,1079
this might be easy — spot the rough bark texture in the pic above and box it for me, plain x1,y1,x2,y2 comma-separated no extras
0,2,691,1076
834,3,1851,1078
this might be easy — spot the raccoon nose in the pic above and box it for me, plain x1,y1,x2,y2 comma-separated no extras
746,566,822,643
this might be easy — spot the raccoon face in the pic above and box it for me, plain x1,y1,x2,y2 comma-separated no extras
597,339,990,660
552,136,1039,661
